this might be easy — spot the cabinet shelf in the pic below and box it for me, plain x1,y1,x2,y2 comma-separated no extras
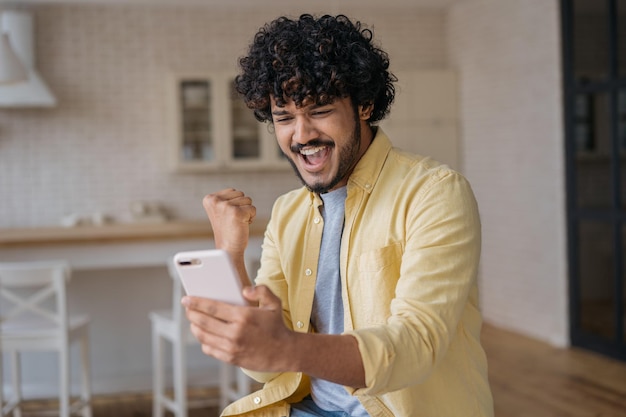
170,72,290,172
183,131,212,138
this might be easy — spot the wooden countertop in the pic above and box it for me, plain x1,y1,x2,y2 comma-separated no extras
0,220,268,247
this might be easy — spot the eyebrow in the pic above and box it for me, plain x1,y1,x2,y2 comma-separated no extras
271,103,329,116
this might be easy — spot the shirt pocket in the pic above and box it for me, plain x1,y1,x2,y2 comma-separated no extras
358,242,403,273
354,242,403,325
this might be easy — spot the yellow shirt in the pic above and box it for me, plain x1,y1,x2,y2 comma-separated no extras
222,129,494,417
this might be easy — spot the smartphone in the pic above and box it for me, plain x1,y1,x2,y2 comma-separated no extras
173,249,246,306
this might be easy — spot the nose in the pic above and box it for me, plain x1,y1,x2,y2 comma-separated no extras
292,116,318,144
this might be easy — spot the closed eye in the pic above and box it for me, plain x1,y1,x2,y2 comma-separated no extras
310,108,334,118
272,112,293,124
274,116,293,124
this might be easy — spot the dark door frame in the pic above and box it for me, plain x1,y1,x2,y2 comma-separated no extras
561,0,625,361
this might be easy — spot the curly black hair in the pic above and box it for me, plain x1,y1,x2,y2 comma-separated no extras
235,14,396,124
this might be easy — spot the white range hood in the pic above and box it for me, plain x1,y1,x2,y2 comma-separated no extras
0,10,56,107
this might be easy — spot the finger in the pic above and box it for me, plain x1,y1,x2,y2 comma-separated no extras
226,194,253,207
202,192,256,223
222,188,253,205
204,188,247,205
185,306,246,362
199,338,239,365
185,306,232,335
202,190,240,211
188,324,238,363
182,296,242,323
242,204,256,224
188,319,233,347
243,285,281,310
217,188,245,199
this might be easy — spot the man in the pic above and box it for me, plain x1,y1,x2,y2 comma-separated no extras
183,14,494,417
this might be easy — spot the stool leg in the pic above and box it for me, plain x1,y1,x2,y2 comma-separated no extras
59,346,70,417
10,351,22,417
219,362,231,412
80,332,92,417
173,338,187,417
0,352,4,417
152,329,164,417
236,367,251,399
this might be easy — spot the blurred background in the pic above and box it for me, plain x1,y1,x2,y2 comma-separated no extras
0,0,624,415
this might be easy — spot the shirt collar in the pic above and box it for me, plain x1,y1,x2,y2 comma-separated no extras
308,127,393,206
348,127,392,194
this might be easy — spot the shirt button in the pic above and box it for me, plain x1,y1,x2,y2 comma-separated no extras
296,321,304,328
253,396,261,404
314,217,321,224
365,183,371,189
305,268,312,276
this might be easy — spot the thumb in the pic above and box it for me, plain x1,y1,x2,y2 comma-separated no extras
243,285,281,310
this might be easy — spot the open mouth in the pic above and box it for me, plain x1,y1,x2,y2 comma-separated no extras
298,145,331,169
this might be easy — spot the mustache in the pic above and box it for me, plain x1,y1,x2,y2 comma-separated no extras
290,139,335,153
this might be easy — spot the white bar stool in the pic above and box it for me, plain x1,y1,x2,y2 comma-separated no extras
0,260,92,417
150,259,253,417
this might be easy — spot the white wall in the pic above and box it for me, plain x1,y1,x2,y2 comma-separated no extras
448,0,569,346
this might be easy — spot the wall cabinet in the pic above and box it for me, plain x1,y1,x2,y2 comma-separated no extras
170,73,289,173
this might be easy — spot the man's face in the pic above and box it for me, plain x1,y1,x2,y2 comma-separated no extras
270,96,373,194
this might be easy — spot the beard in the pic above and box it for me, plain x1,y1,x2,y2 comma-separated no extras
285,113,362,194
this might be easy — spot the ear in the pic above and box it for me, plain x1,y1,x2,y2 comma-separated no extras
357,103,374,120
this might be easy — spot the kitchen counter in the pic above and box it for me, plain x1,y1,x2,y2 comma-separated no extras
0,219,268,247
0,220,266,269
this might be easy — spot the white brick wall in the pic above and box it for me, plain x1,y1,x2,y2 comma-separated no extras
448,0,569,346
0,5,446,228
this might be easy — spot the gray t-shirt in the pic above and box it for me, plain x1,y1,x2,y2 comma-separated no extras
308,186,369,416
